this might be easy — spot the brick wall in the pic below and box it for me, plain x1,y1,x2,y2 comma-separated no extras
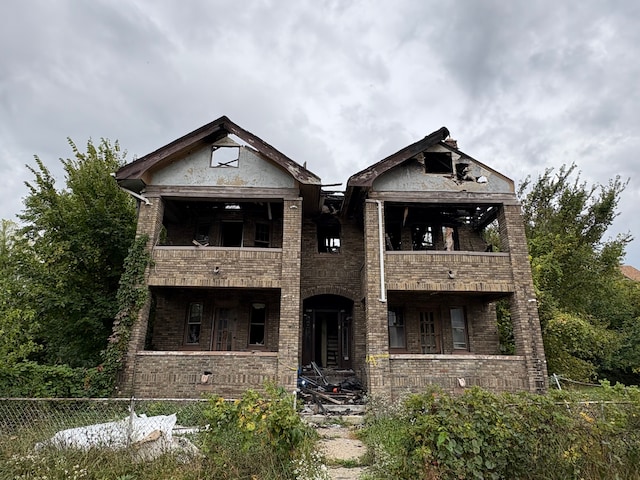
148,248,282,288
389,354,529,398
132,351,278,398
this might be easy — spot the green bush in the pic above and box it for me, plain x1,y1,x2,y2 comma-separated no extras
200,384,326,480
0,361,112,398
362,385,640,480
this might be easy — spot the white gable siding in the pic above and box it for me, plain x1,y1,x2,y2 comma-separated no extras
151,145,296,188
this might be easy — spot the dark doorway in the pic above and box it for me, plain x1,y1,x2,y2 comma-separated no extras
302,295,353,369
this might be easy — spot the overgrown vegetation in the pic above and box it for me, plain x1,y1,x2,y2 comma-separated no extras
201,385,327,479
1,387,326,480
0,139,137,397
361,384,640,480
519,163,640,383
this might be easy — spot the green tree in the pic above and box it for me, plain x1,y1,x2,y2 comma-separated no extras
519,163,638,382
0,219,41,366
18,139,137,367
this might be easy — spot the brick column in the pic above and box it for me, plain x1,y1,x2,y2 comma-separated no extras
499,203,548,393
363,200,392,398
118,195,164,397
277,198,303,391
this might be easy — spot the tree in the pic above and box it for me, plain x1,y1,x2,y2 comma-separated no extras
519,164,639,382
18,139,137,367
0,219,41,366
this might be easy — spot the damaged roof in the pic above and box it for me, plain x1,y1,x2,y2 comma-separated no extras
115,115,321,192
347,127,450,188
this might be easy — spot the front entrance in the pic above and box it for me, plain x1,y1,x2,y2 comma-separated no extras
302,295,353,369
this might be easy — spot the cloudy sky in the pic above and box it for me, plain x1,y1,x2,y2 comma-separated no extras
1,0,639,266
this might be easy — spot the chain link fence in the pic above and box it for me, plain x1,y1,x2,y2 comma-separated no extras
0,397,210,449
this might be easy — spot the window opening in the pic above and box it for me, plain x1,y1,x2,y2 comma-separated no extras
194,221,210,246
450,307,468,350
420,311,441,353
317,223,341,253
412,224,434,250
186,302,203,344
255,223,270,248
424,152,452,173
221,221,243,247
388,307,405,349
211,146,240,167
215,308,234,351
249,303,266,346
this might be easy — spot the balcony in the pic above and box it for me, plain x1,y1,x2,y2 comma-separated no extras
148,246,283,288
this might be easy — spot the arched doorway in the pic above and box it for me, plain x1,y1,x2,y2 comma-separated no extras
302,294,353,369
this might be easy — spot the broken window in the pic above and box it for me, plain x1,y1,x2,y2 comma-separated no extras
412,224,435,250
221,221,243,247
388,307,405,349
450,307,468,350
420,311,442,353
185,302,203,345
317,222,341,253
254,223,270,248
193,220,211,246
211,146,240,167
424,152,452,173
249,303,266,346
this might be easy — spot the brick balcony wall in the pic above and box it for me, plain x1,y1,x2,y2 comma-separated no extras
385,251,513,293
148,247,282,288
389,354,529,398
132,351,278,398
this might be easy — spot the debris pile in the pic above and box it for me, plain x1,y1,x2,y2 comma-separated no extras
298,362,365,410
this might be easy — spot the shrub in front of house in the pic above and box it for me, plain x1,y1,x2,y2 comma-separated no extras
361,384,640,480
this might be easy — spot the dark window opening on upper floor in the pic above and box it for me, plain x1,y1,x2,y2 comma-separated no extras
384,203,500,252
159,199,284,248
316,214,341,253
424,152,452,174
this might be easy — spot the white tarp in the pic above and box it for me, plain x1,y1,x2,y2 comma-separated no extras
37,413,176,451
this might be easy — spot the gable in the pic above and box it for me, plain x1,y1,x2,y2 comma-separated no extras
372,144,514,194
150,139,296,189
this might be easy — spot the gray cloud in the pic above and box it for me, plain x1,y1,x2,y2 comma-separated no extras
1,0,638,265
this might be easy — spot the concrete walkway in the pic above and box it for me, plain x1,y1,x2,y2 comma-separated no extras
316,424,368,480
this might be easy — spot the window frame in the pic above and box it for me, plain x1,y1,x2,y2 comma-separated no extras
388,306,406,350
450,306,469,351
248,303,267,347
185,302,204,345
420,311,442,353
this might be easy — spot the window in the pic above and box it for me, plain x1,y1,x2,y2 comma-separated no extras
249,303,266,346
424,152,452,173
215,308,234,351
211,146,240,167
185,303,203,344
388,307,405,349
420,311,441,353
450,307,468,350
254,223,270,248
412,224,435,250
221,221,243,247
317,224,341,253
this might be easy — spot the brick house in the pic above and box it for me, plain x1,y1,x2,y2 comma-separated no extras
114,116,547,399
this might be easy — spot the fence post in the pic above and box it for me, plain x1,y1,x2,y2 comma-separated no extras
127,397,135,447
